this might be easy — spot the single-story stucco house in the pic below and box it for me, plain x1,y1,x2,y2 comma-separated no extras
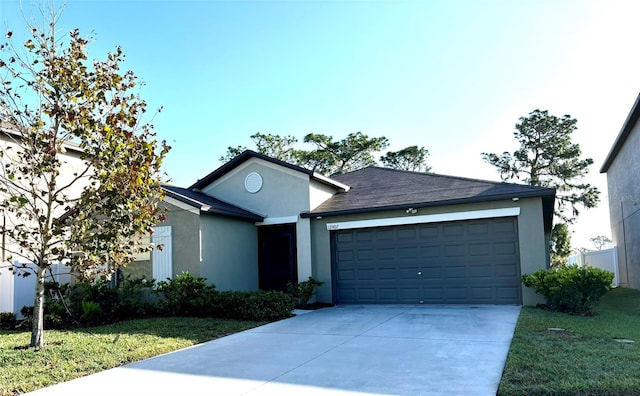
130,150,555,306
601,93,640,289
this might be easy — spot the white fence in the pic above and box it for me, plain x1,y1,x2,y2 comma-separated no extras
568,247,619,287
0,262,72,315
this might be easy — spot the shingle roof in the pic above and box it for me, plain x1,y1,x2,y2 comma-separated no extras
162,185,263,222
304,167,555,231
601,93,640,173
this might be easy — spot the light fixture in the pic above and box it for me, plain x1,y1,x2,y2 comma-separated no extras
512,197,520,202
406,208,418,215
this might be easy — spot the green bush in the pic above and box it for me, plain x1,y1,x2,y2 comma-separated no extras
115,276,158,319
0,312,17,330
155,272,216,317
214,290,295,321
522,265,615,315
80,301,103,323
287,276,325,307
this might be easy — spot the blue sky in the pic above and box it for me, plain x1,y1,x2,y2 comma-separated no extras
2,0,640,249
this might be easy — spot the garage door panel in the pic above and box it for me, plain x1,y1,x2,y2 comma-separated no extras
445,266,466,278
420,246,441,258
419,226,440,239
357,268,377,280
398,267,420,279
376,229,394,240
469,243,491,256
444,244,465,257
470,265,493,277
471,287,493,300
334,217,521,304
495,242,517,255
494,220,516,233
468,222,490,235
357,231,375,242
338,268,356,281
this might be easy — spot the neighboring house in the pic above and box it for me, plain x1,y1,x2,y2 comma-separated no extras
601,93,640,289
0,124,88,314
141,150,555,306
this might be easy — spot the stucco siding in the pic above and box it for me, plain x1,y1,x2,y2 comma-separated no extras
310,198,548,305
606,121,640,288
199,215,258,291
158,201,200,278
201,158,311,218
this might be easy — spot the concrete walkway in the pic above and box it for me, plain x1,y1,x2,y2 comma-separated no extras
26,305,521,396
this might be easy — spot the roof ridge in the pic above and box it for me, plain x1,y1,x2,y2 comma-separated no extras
353,166,553,192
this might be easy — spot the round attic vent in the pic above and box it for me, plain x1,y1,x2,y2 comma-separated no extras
244,172,263,193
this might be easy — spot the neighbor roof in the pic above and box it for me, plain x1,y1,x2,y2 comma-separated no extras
189,150,350,192
601,93,640,173
162,185,263,222
302,167,555,231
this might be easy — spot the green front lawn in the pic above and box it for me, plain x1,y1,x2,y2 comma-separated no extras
0,317,263,396
499,287,640,395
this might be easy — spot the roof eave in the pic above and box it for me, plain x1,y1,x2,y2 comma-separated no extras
189,150,315,190
601,93,640,173
163,187,263,222
302,189,556,231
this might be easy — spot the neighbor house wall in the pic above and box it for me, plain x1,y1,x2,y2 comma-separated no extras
310,198,548,306
199,215,258,291
606,121,640,288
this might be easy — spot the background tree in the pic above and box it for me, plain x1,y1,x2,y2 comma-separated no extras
380,145,431,172
0,7,169,347
300,132,389,175
481,109,600,265
219,132,299,163
219,145,247,162
590,235,612,250
221,132,434,177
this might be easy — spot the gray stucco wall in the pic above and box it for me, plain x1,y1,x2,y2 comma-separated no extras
606,121,640,288
310,198,548,306
199,215,259,291
158,202,201,278
201,159,311,218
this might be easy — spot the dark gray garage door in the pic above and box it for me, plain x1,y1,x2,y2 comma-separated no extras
332,217,521,304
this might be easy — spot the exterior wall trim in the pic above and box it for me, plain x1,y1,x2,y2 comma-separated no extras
257,216,299,226
325,207,521,231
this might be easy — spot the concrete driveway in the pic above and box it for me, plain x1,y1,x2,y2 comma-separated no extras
27,305,520,396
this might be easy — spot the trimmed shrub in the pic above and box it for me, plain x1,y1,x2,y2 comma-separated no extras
214,290,296,321
115,276,158,319
0,312,17,330
287,276,325,307
522,265,615,315
155,272,216,317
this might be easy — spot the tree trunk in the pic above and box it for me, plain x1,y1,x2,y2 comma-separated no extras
30,265,47,348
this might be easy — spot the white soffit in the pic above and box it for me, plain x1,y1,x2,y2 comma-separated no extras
257,216,299,226
325,207,521,231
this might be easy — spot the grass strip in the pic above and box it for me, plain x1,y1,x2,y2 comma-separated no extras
499,287,640,395
0,317,263,396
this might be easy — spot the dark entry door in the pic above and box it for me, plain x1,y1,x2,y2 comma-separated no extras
258,224,297,291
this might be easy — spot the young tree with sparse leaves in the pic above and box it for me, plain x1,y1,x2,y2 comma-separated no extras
380,145,431,172
0,6,169,347
482,109,599,265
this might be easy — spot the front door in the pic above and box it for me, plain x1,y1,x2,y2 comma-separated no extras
258,224,297,291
